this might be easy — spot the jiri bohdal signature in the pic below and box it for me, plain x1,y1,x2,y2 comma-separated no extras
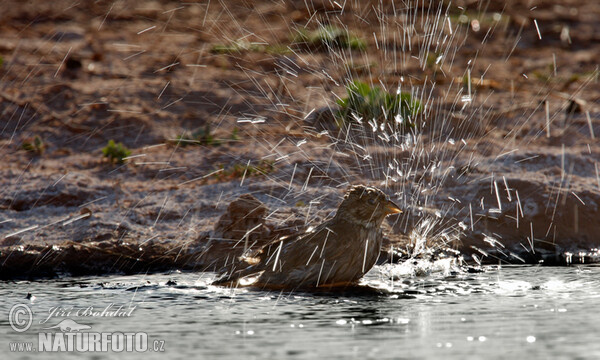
39,304,136,324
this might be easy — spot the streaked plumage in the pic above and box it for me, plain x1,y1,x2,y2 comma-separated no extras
212,185,401,290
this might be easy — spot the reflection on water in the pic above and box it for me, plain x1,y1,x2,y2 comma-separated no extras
2,265,600,359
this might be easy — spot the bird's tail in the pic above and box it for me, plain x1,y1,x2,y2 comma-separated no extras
211,250,265,287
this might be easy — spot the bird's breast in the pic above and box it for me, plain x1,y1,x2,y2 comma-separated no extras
366,228,383,251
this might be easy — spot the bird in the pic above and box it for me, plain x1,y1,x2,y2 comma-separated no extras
212,185,402,290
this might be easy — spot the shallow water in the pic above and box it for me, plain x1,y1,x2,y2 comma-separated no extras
2,265,600,359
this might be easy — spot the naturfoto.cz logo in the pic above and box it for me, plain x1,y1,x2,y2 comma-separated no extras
8,303,165,353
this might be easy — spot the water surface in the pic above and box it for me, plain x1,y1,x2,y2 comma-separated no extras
2,265,600,359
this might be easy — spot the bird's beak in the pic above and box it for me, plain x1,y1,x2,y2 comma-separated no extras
384,200,402,214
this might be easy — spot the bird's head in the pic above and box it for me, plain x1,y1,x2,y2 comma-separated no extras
336,185,402,227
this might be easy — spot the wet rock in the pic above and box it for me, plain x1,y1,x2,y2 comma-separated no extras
192,194,273,271
1,236,21,247
0,240,201,280
213,194,270,243
441,174,600,264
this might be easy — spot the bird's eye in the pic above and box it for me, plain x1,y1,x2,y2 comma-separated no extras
368,198,376,205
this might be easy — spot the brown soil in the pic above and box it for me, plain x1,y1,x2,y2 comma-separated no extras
1,0,599,279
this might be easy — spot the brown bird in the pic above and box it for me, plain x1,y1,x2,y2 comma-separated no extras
212,185,402,290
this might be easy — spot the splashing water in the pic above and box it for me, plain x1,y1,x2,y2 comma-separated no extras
1,2,599,359
3,265,600,358
0,0,599,306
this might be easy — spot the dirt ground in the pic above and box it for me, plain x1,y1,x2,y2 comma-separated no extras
0,0,599,279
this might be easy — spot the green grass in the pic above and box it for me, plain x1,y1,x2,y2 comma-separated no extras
531,65,598,84
210,41,289,55
21,135,44,155
211,26,365,55
293,25,366,51
532,69,552,82
173,124,221,147
426,51,443,71
102,140,131,164
210,41,262,54
230,127,240,141
337,81,422,129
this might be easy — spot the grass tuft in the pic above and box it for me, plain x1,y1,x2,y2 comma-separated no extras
21,135,45,155
173,124,221,147
293,25,366,51
102,140,131,164
210,41,289,55
337,81,422,129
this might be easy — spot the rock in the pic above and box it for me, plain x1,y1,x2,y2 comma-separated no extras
213,194,270,244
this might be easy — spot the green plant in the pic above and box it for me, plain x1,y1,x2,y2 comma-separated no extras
532,70,551,82
264,44,291,55
102,140,131,164
426,51,442,70
192,125,220,146
172,134,196,146
173,124,221,147
530,66,597,84
210,41,289,55
293,25,366,51
230,127,240,141
337,81,422,129
21,135,44,155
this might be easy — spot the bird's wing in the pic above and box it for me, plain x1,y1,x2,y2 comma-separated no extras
253,220,361,287
212,222,334,286
254,218,377,289
257,221,339,267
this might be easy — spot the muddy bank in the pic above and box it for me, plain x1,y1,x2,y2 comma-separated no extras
1,0,599,279
2,176,599,280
